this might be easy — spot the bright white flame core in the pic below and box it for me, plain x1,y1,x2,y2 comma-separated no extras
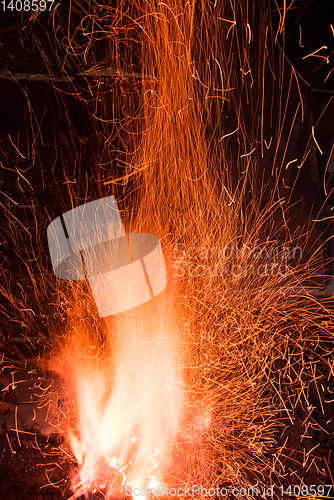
62,290,185,498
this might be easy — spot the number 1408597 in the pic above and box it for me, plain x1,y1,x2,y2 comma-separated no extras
279,484,332,497
1,0,54,11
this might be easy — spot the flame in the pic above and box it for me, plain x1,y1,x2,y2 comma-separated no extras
2,0,333,496
56,282,187,498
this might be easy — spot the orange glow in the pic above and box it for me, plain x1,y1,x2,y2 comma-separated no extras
1,0,334,497
52,279,190,498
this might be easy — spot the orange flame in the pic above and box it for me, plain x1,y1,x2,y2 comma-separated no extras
55,281,188,498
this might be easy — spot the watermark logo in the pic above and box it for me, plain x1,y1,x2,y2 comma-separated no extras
124,483,275,497
47,196,167,317
173,242,303,279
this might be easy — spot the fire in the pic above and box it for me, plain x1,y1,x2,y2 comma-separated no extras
53,281,188,498
1,0,334,497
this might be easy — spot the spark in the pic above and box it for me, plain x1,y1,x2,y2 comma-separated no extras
246,23,251,44
40,470,66,488
8,134,26,159
0,192,18,204
218,17,236,39
240,148,256,158
285,159,298,170
223,185,235,205
324,456,334,486
311,126,323,155
264,137,272,149
219,127,239,142
14,405,21,447
36,462,64,469
10,429,35,436
6,433,16,454
324,67,334,83
15,166,34,191
302,46,329,63
298,25,304,48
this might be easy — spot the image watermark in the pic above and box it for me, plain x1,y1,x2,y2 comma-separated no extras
173,242,303,279
124,483,333,498
124,484,263,498
47,196,167,317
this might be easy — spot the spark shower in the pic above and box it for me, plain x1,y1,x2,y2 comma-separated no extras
0,0,334,498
